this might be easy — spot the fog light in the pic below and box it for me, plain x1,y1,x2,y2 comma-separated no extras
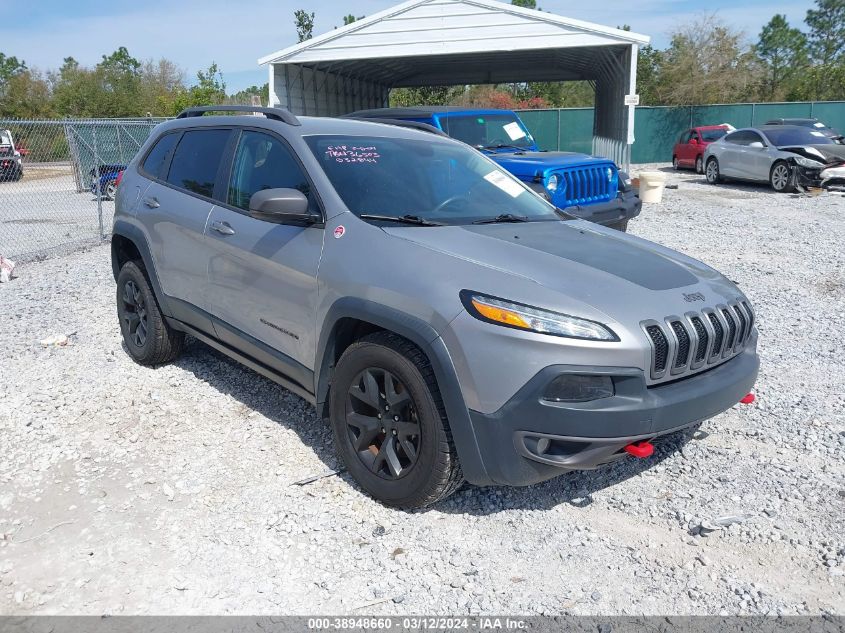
543,374,614,402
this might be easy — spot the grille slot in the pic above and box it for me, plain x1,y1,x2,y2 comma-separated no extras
646,325,669,374
733,304,748,344
690,317,708,362
707,313,724,357
742,301,754,338
721,308,737,350
670,321,690,368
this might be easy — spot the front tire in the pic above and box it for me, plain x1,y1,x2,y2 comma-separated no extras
105,179,117,199
770,161,793,193
705,158,721,184
116,260,184,365
672,156,679,170
329,332,463,509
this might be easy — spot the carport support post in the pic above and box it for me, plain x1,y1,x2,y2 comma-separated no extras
92,127,104,240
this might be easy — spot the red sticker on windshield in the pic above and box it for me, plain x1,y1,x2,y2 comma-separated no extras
333,225,346,239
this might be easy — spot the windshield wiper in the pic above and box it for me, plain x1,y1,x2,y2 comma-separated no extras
358,213,443,226
472,213,529,225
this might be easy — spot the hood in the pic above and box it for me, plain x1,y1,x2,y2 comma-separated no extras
780,144,845,165
490,151,614,179
382,221,741,322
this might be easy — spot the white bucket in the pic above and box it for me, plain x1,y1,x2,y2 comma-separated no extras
638,171,667,203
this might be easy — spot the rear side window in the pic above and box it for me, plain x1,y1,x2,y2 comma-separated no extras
227,130,316,212
166,129,230,198
141,132,179,179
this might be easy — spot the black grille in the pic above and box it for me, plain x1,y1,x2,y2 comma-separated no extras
670,321,690,368
646,325,669,373
691,317,708,362
733,305,748,343
708,313,724,357
722,308,737,349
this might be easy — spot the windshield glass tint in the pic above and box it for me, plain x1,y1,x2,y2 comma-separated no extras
700,129,727,142
764,127,834,146
440,114,534,149
305,135,559,225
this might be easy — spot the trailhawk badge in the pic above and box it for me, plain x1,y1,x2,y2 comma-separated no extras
333,225,346,239
683,292,705,302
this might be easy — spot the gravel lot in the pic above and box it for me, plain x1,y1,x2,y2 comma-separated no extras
1,166,843,615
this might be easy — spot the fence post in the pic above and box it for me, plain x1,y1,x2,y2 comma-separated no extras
92,126,104,240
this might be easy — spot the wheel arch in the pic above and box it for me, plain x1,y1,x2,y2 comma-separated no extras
111,221,172,318
315,297,492,485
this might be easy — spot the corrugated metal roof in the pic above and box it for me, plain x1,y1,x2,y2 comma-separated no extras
258,0,649,66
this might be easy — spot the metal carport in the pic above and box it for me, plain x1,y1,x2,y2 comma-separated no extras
258,0,649,168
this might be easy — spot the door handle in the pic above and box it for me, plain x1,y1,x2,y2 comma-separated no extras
142,197,159,209
211,221,235,236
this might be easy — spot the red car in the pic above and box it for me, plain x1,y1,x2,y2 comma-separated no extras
673,125,729,174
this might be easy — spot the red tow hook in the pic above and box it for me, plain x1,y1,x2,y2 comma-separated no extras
624,441,654,459
740,393,756,404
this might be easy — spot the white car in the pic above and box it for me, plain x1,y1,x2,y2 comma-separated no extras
703,125,845,192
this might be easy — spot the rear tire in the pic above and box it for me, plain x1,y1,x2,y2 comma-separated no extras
116,260,184,365
695,155,704,174
329,331,463,509
770,161,793,193
705,158,721,184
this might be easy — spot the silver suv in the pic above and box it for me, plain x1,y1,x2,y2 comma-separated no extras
112,106,759,508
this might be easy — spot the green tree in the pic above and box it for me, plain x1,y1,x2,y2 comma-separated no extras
390,85,465,106
94,47,142,117
805,0,845,65
50,56,99,117
343,14,364,25
171,62,227,114
0,53,27,94
0,69,53,118
295,10,315,42
510,0,537,8
756,15,808,100
229,83,269,105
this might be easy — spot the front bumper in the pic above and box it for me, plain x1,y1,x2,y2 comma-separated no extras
561,189,641,228
465,344,758,486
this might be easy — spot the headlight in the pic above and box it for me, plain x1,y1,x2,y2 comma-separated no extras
460,291,618,341
792,156,823,169
606,167,613,182
546,173,561,193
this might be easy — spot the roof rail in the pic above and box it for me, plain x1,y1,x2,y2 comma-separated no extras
344,117,448,137
175,105,301,126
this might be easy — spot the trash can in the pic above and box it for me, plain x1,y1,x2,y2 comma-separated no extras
638,171,667,203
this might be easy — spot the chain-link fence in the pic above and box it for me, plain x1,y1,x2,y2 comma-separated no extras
0,118,166,261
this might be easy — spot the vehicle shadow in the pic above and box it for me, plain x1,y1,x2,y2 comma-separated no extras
169,337,342,472
163,337,701,515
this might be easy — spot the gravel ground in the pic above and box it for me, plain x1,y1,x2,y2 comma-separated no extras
1,165,843,616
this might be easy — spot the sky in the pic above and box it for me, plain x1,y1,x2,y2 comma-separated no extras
1,0,816,93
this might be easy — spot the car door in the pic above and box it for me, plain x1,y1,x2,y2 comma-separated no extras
748,131,779,182
205,128,324,380
717,131,748,178
679,130,696,167
139,127,232,330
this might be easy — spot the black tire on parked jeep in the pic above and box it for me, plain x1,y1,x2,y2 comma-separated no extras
770,160,794,193
116,260,184,365
607,218,629,232
705,157,721,184
329,331,464,509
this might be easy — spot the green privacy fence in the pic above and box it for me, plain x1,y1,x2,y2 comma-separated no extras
517,101,845,164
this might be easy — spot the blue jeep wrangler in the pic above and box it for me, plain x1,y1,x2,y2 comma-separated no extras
346,107,641,231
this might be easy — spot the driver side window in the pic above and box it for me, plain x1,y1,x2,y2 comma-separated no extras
227,130,316,213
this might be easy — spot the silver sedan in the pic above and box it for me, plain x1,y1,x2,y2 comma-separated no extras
703,125,844,192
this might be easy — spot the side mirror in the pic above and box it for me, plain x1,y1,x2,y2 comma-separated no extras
248,188,318,225
748,141,765,149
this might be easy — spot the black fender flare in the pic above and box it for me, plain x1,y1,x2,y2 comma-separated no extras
111,220,173,318
315,297,492,486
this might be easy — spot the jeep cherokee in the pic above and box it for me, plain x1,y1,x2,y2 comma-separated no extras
112,106,759,509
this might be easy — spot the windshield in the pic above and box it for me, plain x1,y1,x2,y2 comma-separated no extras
764,127,835,146
700,129,727,142
305,135,560,226
439,113,534,150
